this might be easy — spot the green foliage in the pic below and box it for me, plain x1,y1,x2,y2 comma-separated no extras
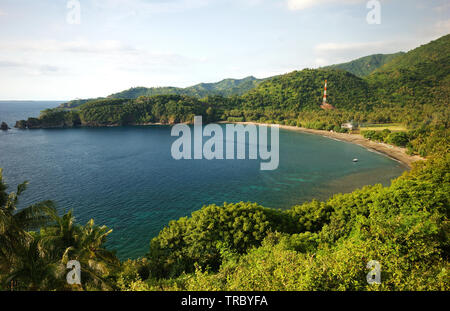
0,170,120,290
324,52,405,77
366,34,450,107
156,156,449,291
241,68,370,111
407,126,450,157
386,132,410,147
6,34,450,292
148,202,295,278
108,76,267,100
0,171,56,286
116,259,151,291
362,129,412,148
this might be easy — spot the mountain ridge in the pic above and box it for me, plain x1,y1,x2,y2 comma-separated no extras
323,52,405,77
52,34,450,114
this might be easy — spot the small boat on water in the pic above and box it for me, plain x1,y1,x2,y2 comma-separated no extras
353,158,359,162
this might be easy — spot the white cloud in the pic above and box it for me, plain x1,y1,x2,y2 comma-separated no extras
312,25,450,67
432,19,450,37
313,40,410,67
433,3,450,13
287,0,363,11
315,41,389,53
411,17,450,45
314,58,328,66
0,39,204,81
0,60,65,76
92,0,212,13
0,40,137,54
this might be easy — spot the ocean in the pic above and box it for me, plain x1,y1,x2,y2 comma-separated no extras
0,101,407,259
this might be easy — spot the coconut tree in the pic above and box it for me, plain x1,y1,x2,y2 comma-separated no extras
1,169,119,290
39,212,120,290
0,169,56,281
5,238,66,290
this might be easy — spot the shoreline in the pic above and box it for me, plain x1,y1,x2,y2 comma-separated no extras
228,121,424,168
14,118,424,168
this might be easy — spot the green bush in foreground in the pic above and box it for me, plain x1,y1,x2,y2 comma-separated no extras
147,202,296,278
140,155,449,291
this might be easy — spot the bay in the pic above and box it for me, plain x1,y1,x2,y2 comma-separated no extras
0,101,407,259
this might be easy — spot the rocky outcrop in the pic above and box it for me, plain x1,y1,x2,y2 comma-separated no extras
15,117,80,129
14,118,43,129
1,122,9,130
15,120,28,129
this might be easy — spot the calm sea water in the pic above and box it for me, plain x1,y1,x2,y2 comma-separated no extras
0,101,407,259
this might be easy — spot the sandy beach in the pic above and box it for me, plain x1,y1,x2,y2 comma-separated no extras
228,122,424,168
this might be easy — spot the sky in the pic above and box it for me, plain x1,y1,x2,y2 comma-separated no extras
0,0,448,100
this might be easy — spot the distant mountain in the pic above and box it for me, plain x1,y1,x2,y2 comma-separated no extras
20,34,450,130
58,76,268,108
323,52,405,77
59,98,102,108
108,76,268,99
58,34,449,112
243,35,450,111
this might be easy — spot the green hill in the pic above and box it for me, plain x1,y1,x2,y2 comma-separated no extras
241,68,370,111
242,35,450,111
29,34,450,132
58,76,267,109
108,76,267,99
324,52,405,77
366,34,450,106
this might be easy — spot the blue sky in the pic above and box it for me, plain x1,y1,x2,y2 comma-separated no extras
0,0,448,100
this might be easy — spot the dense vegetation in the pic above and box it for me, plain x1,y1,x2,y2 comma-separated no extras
146,155,449,291
16,95,218,128
109,76,266,99
1,153,448,291
3,34,449,291
366,35,450,107
324,52,405,77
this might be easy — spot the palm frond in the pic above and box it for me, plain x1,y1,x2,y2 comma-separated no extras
13,200,56,230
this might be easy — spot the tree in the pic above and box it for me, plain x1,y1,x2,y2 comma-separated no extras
39,212,120,290
386,132,409,147
0,168,55,279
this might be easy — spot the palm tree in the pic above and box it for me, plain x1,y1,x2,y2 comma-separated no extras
0,169,56,281
40,212,120,290
1,169,119,290
71,219,120,290
5,238,66,291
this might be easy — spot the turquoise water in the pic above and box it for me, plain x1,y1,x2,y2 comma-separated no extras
0,101,407,259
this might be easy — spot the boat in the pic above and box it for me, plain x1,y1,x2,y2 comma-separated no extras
353,158,359,162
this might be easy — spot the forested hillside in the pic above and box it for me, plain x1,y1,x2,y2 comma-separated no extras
324,52,405,77
108,76,266,99
240,68,370,111
55,35,449,114
367,34,450,106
